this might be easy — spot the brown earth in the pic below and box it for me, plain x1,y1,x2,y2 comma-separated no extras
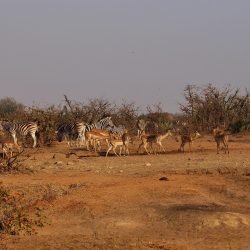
1,135,250,250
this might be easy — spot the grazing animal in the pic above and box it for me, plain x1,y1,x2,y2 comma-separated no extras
56,121,86,147
179,131,201,153
0,121,39,148
137,130,173,155
212,127,229,154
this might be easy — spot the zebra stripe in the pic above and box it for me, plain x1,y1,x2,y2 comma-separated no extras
85,117,114,132
106,125,126,137
56,121,86,145
0,121,39,148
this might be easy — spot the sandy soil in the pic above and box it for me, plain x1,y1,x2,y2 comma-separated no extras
1,134,250,250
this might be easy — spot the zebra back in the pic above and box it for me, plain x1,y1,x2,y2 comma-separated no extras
2,121,38,136
85,117,114,132
107,125,126,137
56,121,85,141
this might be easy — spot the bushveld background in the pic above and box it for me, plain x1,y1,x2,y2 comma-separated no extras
0,84,250,250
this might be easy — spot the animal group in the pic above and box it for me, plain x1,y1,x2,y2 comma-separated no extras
0,117,229,158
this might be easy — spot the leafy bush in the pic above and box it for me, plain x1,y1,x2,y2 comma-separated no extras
0,183,47,235
229,120,250,133
0,98,24,119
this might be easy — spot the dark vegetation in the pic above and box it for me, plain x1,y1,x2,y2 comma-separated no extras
180,84,250,133
0,183,42,235
0,84,249,237
0,84,249,147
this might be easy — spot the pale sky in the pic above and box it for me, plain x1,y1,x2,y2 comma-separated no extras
1,0,250,112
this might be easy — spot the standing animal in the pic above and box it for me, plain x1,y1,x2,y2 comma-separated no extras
0,121,39,148
85,130,110,152
1,139,21,159
136,119,149,138
83,117,114,150
56,121,86,147
179,131,201,153
137,130,173,155
106,131,131,157
212,127,229,154
85,117,114,133
121,131,130,156
106,125,126,138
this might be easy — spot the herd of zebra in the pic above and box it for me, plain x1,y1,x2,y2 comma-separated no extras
0,117,230,158
0,117,117,147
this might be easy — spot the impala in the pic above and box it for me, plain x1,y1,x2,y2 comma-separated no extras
179,131,201,153
212,127,229,154
137,130,173,155
1,139,21,159
106,131,131,157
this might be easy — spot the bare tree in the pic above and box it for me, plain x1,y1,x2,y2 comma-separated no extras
180,84,250,132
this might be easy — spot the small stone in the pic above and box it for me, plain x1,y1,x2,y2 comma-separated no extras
159,177,169,181
119,170,123,173
55,161,63,165
145,163,151,167
67,162,74,166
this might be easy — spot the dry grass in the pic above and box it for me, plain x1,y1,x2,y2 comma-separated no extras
0,134,250,249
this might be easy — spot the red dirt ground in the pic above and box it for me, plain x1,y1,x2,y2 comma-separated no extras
1,135,250,250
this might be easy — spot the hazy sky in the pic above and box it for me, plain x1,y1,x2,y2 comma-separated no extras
1,0,250,112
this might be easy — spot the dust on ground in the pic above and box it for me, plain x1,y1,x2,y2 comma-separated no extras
1,135,250,250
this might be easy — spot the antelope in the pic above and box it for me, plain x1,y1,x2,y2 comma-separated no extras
90,128,111,137
1,140,21,159
86,128,122,151
136,119,149,138
121,132,130,156
179,131,201,153
106,131,131,157
212,127,229,154
137,130,173,155
85,130,110,152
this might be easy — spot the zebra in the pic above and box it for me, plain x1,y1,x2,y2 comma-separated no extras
83,117,114,148
56,121,86,147
56,117,114,147
85,117,114,132
0,121,39,148
106,124,126,138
